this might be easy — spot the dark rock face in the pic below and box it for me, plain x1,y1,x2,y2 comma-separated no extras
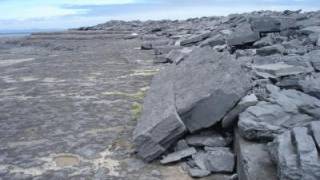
269,123,320,180
238,85,320,141
175,48,251,132
133,67,186,162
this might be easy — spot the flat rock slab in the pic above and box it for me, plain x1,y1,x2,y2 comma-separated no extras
238,86,320,141
250,17,281,33
160,147,197,164
185,130,229,147
133,66,186,162
252,62,313,78
227,23,260,46
235,129,277,180
175,47,251,132
205,147,235,173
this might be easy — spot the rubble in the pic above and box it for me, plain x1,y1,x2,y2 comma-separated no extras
95,9,320,179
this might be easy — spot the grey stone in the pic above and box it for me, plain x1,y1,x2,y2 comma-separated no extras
200,34,225,47
268,125,320,180
192,151,208,170
250,16,281,33
253,36,274,48
153,45,181,55
188,168,211,178
174,139,189,151
160,147,197,164
300,26,320,35
222,94,258,128
166,48,193,64
205,147,235,173
174,47,251,132
141,40,170,50
186,130,229,147
252,62,313,78
238,86,320,141
133,66,186,162
227,23,260,46
299,75,320,99
256,44,286,56
180,31,211,46
306,50,320,71
235,129,277,180
310,121,320,150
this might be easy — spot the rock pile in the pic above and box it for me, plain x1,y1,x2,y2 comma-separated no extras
83,10,320,179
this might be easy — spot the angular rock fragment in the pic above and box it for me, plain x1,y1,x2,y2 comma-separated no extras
300,26,320,35
200,34,225,47
187,168,211,178
160,147,197,164
185,130,229,147
175,48,251,132
310,121,320,150
227,23,260,46
238,86,320,141
299,75,320,99
307,50,320,71
222,94,258,128
256,44,286,56
141,40,170,50
166,48,193,64
252,62,313,78
174,139,189,151
250,17,281,33
204,147,235,173
153,45,181,55
133,66,186,162
180,31,211,46
269,125,320,180
235,129,277,180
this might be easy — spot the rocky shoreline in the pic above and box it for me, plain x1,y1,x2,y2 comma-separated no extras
81,10,320,179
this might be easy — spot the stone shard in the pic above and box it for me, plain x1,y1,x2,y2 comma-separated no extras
227,23,260,46
174,47,251,132
204,147,235,173
166,48,193,64
307,50,320,71
187,168,211,178
222,94,258,128
252,62,313,78
238,86,320,141
299,75,320,99
200,34,225,47
174,139,189,151
133,66,186,162
268,125,320,180
180,31,211,46
160,147,197,164
250,16,281,33
235,129,277,180
256,44,286,56
185,130,229,147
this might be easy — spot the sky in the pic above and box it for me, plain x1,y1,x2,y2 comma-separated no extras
0,0,319,32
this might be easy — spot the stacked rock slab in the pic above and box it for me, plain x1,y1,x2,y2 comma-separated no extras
268,122,320,180
133,66,186,162
175,47,251,132
238,85,320,141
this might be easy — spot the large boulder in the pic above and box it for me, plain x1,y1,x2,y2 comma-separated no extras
250,16,281,33
268,123,320,180
133,66,186,162
174,47,251,132
227,23,260,46
238,85,320,141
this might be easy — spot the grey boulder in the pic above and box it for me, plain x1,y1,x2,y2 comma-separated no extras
256,44,286,56
205,147,235,173
133,66,186,162
185,130,229,147
227,23,260,46
174,47,251,132
180,31,211,46
238,85,320,141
